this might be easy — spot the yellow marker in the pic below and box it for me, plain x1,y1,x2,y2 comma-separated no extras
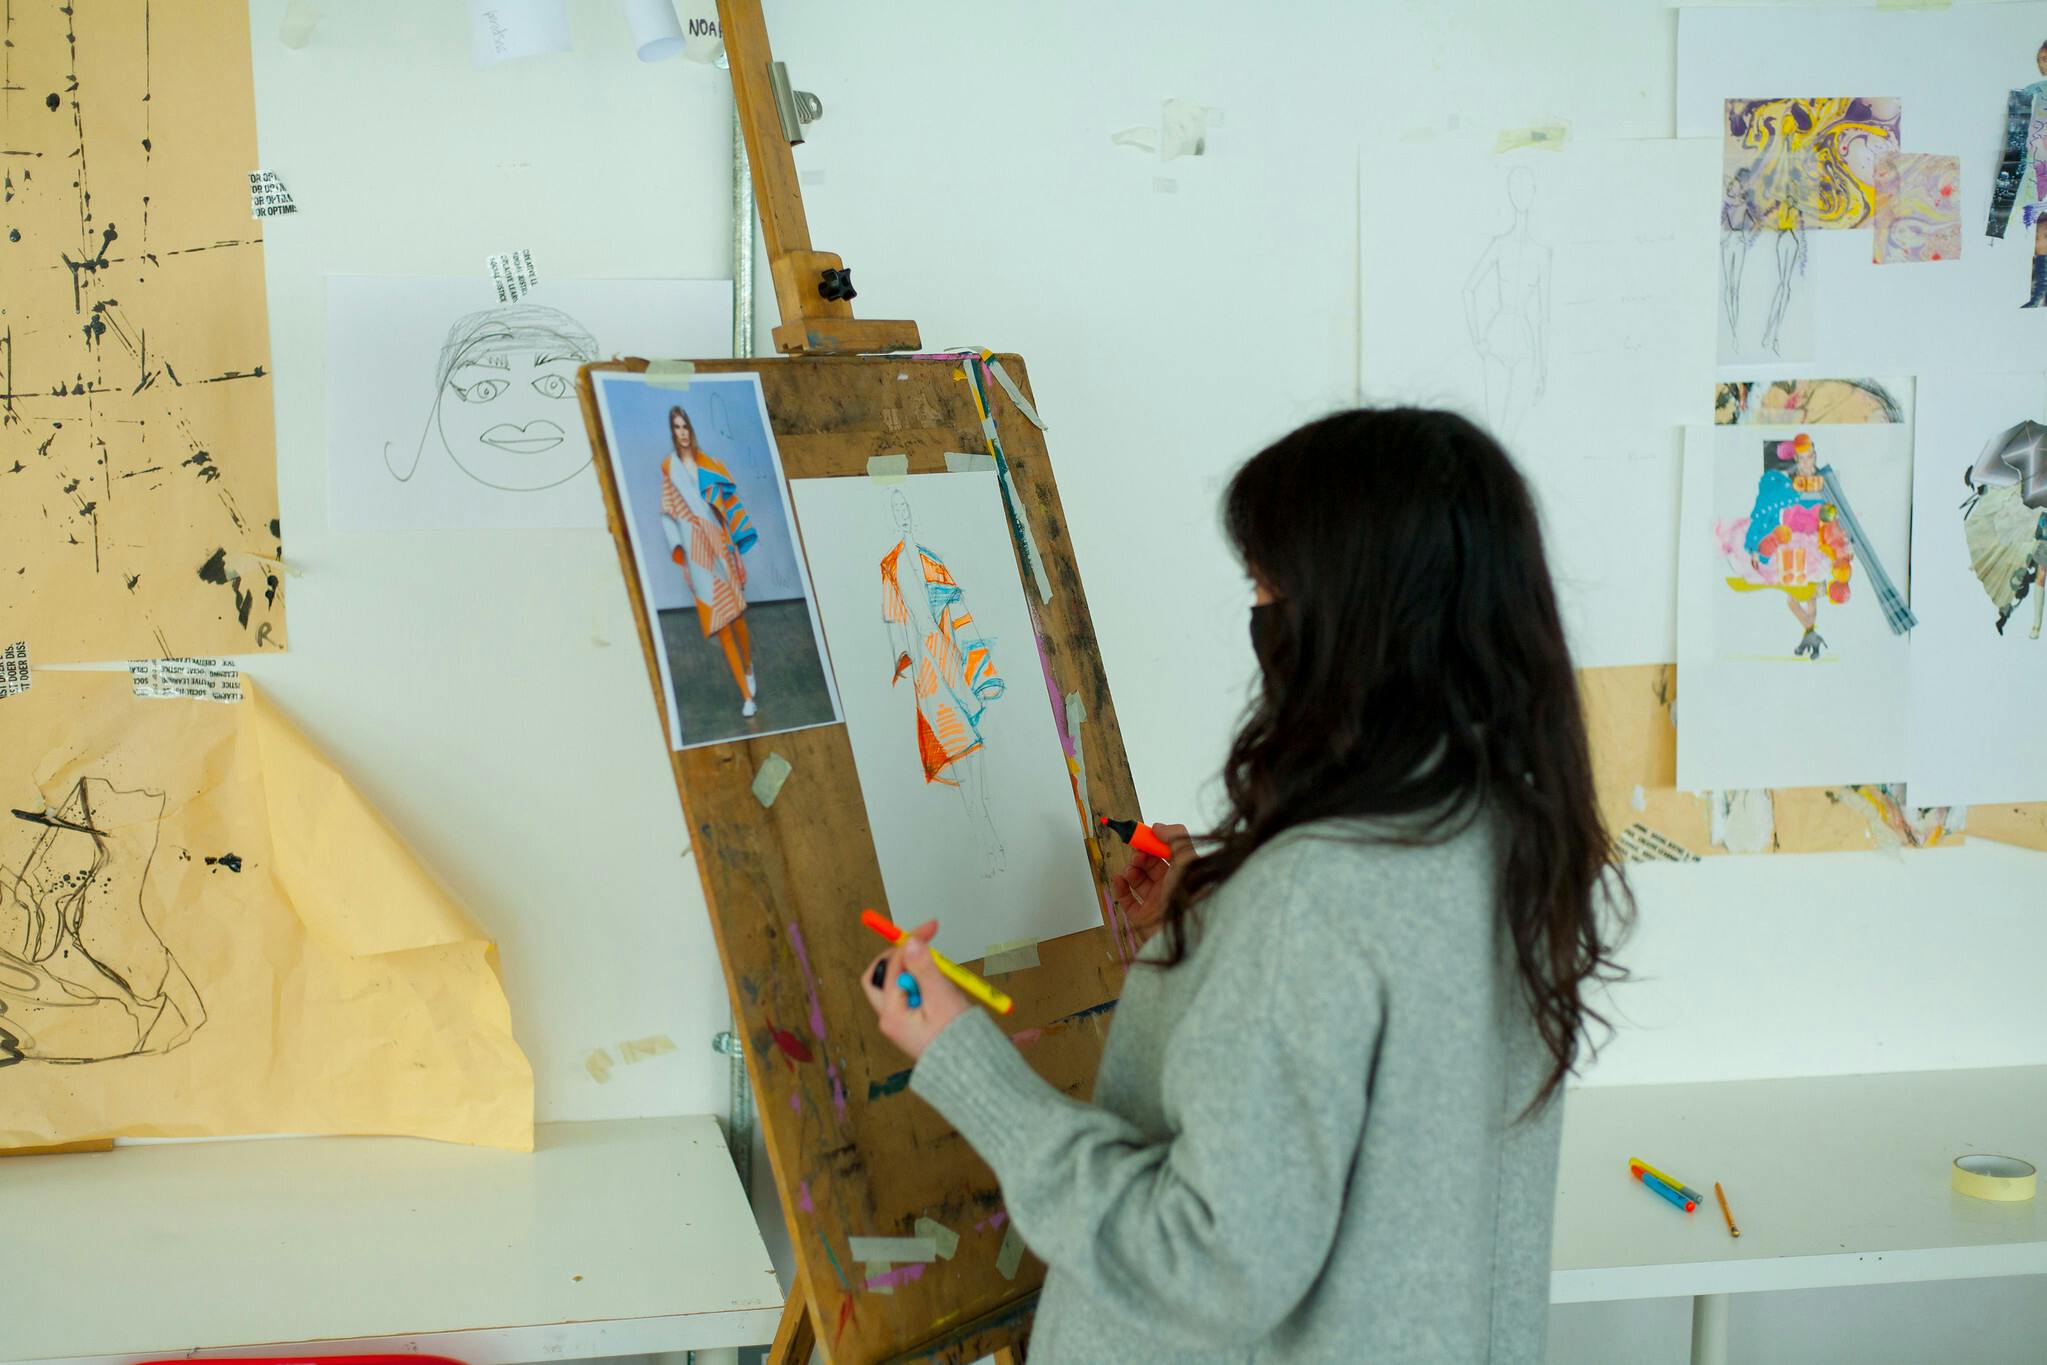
1628,1157,1704,1204
861,909,1015,1015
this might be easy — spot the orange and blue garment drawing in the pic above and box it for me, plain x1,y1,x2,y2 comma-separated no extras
882,541,1005,785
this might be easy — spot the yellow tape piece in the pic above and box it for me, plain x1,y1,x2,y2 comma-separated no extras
645,359,695,390
1952,1153,2036,1201
585,1048,614,1083
1496,123,1568,154
618,1034,677,1064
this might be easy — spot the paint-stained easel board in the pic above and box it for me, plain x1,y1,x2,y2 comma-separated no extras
576,355,1137,1364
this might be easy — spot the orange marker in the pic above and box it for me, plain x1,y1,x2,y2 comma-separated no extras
1099,816,1172,861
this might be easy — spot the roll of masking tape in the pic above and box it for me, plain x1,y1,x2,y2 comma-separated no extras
1951,1153,2037,1202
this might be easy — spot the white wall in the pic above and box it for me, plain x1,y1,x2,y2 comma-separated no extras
241,1,2041,1359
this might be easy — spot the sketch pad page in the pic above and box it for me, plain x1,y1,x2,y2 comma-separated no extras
1676,421,1914,791
1907,370,2047,805
793,472,1103,961
327,277,730,530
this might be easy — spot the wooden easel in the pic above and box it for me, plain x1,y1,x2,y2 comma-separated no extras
574,5,1145,1361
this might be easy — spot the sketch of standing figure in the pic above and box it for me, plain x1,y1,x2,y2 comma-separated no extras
1462,167,1551,438
1,779,204,1066
881,490,1006,877
1985,40,2047,307
1720,166,1764,337
659,406,760,718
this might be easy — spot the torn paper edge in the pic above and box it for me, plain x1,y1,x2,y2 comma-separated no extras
248,170,297,218
486,248,540,303
1709,790,1776,855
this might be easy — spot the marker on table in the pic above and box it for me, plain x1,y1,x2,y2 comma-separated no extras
1636,1170,1696,1213
859,909,1015,1015
1629,1157,1705,1205
1098,816,1173,861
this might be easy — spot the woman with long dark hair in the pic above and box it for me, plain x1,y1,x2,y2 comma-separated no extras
862,409,1631,1362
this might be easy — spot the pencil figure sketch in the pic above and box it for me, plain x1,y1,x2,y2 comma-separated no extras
1,778,205,1066
1961,418,2047,638
1462,167,1551,437
385,303,601,493
881,490,1007,876
1720,98,1899,356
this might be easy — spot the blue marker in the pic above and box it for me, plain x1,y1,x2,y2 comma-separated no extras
897,971,923,1010
1639,1171,1695,1212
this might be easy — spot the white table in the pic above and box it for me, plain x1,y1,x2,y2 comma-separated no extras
1551,1066,2047,1365
2,1116,782,1365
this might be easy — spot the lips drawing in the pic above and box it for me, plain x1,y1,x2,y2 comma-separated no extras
478,420,565,454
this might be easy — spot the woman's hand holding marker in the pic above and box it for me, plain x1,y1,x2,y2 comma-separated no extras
861,918,972,1060
1107,820,1193,931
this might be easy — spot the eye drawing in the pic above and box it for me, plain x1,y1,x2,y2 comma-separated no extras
453,378,508,404
530,373,573,399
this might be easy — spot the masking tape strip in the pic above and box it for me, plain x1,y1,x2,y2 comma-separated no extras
981,939,1041,976
959,358,1054,603
0,642,29,699
618,1034,677,1064
863,1261,896,1293
1952,1153,2036,1201
866,452,909,482
1877,0,1948,9
585,1048,615,1083
847,1235,938,1263
944,450,998,474
750,752,793,807
984,356,1047,430
1496,123,1568,153
129,658,244,703
645,359,695,390
1065,690,1093,824
995,1223,1025,1279
278,0,320,48
913,1216,960,1260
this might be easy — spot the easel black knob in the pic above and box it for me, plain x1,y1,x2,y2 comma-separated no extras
818,268,857,302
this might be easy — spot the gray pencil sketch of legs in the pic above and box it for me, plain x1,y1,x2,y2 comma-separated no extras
1462,167,1552,439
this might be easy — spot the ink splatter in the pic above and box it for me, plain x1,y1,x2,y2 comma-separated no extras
196,547,229,583
827,1061,849,1122
45,93,60,111
787,920,827,1042
864,1263,926,1292
203,852,242,872
798,1180,813,1213
867,1066,912,1101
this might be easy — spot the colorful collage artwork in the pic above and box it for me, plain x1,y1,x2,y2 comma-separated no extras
1678,5,2047,813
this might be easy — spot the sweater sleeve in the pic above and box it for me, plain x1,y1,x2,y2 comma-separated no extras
909,866,1385,1348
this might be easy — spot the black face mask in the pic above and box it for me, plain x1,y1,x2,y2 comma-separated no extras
1249,601,1282,672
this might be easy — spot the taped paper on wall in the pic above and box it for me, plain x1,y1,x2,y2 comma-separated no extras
1160,98,1208,159
248,170,296,218
468,0,570,69
0,643,29,700
0,672,533,1150
487,249,540,303
129,658,244,703
1613,823,1701,863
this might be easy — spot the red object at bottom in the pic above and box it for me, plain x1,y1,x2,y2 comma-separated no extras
140,1358,468,1365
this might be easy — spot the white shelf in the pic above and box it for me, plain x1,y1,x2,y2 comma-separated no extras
1552,1065,2047,1303
3,1116,781,1365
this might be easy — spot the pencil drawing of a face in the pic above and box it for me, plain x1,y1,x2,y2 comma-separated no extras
388,304,601,492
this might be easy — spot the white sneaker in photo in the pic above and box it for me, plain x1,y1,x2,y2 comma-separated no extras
742,698,758,718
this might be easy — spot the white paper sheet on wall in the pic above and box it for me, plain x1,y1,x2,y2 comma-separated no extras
1358,136,1719,671
1676,421,1915,790
1677,3,2047,375
326,276,730,531
792,471,1102,961
1907,369,2047,806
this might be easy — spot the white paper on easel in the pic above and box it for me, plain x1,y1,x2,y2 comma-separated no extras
1358,136,1719,670
1675,421,1914,791
792,472,1101,961
1677,3,2047,374
1907,369,2047,805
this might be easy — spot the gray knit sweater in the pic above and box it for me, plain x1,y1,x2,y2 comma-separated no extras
909,815,1562,1363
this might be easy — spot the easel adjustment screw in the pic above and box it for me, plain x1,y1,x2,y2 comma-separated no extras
818,268,857,302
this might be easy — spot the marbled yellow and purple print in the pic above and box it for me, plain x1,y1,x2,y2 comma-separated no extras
1873,152,1961,264
1722,97,1901,232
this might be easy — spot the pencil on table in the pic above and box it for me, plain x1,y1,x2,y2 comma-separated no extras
1714,1181,1740,1238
